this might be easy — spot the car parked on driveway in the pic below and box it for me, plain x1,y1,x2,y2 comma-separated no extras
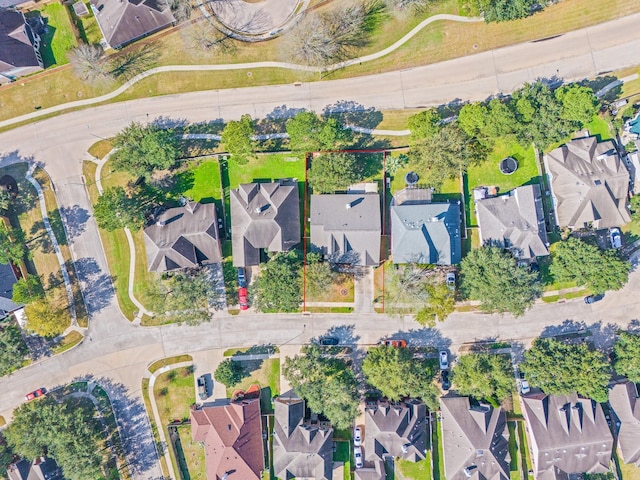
446,272,456,290
197,376,207,400
237,267,246,288
521,379,531,395
354,427,362,447
354,446,363,469
609,227,622,249
382,339,407,348
441,370,450,391
439,351,448,370
25,388,46,401
238,287,248,310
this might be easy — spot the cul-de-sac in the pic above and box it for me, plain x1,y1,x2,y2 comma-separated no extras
2,0,640,479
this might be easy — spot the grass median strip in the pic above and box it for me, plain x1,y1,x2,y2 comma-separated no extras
148,355,193,374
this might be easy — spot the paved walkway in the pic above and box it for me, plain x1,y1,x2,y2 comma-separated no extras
354,267,375,314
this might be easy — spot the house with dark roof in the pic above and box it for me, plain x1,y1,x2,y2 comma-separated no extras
0,261,22,319
273,391,333,480
310,193,381,266
90,0,175,49
0,9,43,85
6,456,64,480
440,396,510,480
190,397,264,480
143,201,221,273
364,399,427,463
608,381,640,466
391,187,461,265
476,184,549,261
354,460,385,480
521,392,613,480
544,137,630,229
230,181,301,267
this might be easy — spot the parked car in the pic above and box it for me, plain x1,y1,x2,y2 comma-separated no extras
382,339,407,348
520,379,531,395
446,272,456,290
584,293,604,304
25,388,46,401
354,427,362,447
354,446,363,469
238,287,248,310
439,351,449,370
237,267,247,288
441,370,450,391
319,336,339,346
609,228,622,249
197,376,207,400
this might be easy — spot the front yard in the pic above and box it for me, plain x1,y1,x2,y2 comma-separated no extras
224,358,281,414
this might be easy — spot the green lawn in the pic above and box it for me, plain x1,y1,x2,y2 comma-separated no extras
584,115,614,142
175,425,207,480
179,159,222,202
517,421,534,480
30,2,78,67
508,422,521,480
397,457,431,480
154,367,195,423
333,441,351,480
226,153,306,188
225,358,281,413
71,2,103,45
433,418,445,480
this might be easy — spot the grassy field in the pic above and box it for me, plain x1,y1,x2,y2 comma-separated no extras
225,358,280,413
180,158,222,202
154,367,195,423
306,274,355,302
70,2,103,45
226,153,305,188
175,425,207,480
51,330,83,354
29,2,77,67
87,139,113,159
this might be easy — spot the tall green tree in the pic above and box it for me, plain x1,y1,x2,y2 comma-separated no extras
613,332,640,383
460,245,541,316
93,186,148,231
253,251,302,312
0,227,28,265
457,102,488,138
408,108,441,146
473,0,538,22
305,252,337,298
166,269,215,325
416,283,455,327
286,112,352,153
221,114,255,164
550,237,629,294
452,353,514,403
0,324,28,377
214,359,245,387
0,189,12,213
283,345,359,429
521,337,611,402
111,122,179,177
362,345,439,409
5,396,103,479
24,298,68,337
308,152,363,193
12,275,45,304
555,84,600,125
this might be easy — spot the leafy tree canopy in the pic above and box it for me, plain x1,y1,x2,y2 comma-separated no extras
308,152,363,193
12,275,45,304
5,396,103,479
555,84,600,125
253,251,302,312
416,282,455,327
408,108,441,145
613,332,640,383
221,114,255,164
0,189,12,213
24,298,68,337
305,252,337,298
461,245,540,316
111,122,179,177
93,186,148,232
214,359,245,387
283,345,359,429
362,345,439,409
0,227,28,265
521,337,611,402
0,433,14,473
457,102,488,138
452,353,514,403
550,237,629,294
0,324,28,377
478,0,537,22
286,112,352,153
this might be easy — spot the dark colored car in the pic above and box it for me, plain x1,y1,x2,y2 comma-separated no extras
25,388,46,401
217,216,225,239
319,336,340,346
237,267,246,288
238,287,248,310
441,370,450,391
584,293,604,304
197,376,207,400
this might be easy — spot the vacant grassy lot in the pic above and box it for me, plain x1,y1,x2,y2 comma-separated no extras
28,2,77,67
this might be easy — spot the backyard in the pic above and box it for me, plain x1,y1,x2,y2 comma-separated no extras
69,1,102,45
27,2,77,67
333,440,352,480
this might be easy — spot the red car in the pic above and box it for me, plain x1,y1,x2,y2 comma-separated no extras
238,287,248,310
25,388,46,401
383,339,407,348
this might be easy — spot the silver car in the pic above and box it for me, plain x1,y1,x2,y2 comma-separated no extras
354,446,363,468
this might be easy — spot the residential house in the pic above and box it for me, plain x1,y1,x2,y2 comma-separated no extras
364,399,427,462
90,0,175,49
273,391,333,480
0,261,22,319
0,9,43,85
6,456,64,480
143,201,221,273
310,193,381,266
440,395,510,480
390,187,462,265
353,460,385,480
190,397,264,480
608,381,640,466
544,137,630,229
476,184,549,261
230,181,301,267
521,392,613,479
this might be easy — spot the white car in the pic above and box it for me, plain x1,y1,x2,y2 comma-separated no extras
354,427,362,447
609,228,622,249
446,272,456,290
354,446,363,469
439,351,449,370
521,379,531,395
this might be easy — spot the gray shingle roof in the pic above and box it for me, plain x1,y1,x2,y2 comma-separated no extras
440,396,510,480
608,381,640,466
230,181,301,267
476,185,549,261
364,399,427,462
391,189,461,265
354,460,385,480
0,10,42,76
90,0,174,48
544,137,630,229
273,392,333,480
143,202,221,273
521,392,613,479
310,194,381,266
0,262,21,317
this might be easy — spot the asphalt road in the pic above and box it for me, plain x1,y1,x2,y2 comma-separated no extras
2,12,640,479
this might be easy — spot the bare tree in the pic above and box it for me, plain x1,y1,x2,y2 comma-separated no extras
68,44,114,85
384,0,431,12
160,0,192,23
186,20,237,53
108,43,160,80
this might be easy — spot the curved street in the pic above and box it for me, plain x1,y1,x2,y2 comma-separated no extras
1,12,640,479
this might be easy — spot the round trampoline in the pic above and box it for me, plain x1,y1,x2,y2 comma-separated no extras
405,171,419,186
499,157,518,175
